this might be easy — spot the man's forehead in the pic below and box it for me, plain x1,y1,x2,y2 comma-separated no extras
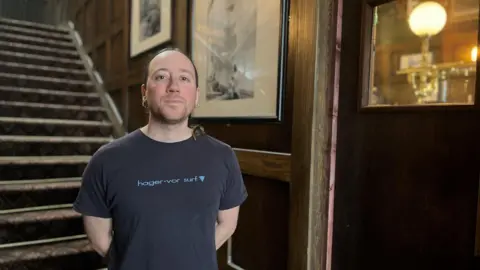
149,51,194,72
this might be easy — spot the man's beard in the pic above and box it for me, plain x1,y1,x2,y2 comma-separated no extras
149,105,189,125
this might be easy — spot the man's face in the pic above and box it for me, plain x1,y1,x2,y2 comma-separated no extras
142,51,198,124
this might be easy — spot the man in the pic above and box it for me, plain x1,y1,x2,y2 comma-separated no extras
73,47,248,270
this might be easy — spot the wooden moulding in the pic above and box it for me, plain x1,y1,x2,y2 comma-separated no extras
475,178,480,256
233,148,291,183
288,0,340,268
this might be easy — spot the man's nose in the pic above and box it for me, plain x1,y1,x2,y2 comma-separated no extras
167,78,180,92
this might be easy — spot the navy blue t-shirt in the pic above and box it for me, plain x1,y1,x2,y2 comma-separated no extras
73,129,248,270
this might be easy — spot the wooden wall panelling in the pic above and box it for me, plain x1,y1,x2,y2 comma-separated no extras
127,84,146,132
84,0,94,51
173,0,188,52
332,0,480,269
110,0,123,23
95,0,106,37
229,174,290,269
233,149,291,182
110,30,125,78
108,88,123,121
96,42,107,77
74,7,84,39
288,0,339,268
476,179,480,256
121,0,129,129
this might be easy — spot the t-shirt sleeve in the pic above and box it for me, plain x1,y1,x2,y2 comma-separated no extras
73,153,111,218
219,148,248,210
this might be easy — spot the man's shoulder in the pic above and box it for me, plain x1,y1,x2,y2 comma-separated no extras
91,130,140,162
199,135,234,155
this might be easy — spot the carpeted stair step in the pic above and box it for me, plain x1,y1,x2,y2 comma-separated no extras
0,50,84,69
0,155,89,181
0,40,79,60
0,30,75,51
0,135,112,156
0,61,89,81
0,72,93,92
0,24,71,43
0,251,104,270
0,183,81,211
0,235,104,269
0,16,115,270
0,117,113,137
0,17,69,35
0,177,81,192
0,86,101,106
0,178,81,210
0,101,108,121
0,205,83,244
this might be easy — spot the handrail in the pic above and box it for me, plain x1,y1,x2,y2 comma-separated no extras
227,237,246,270
63,20,127,138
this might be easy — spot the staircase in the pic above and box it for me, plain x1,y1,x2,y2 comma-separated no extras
0,17,123,269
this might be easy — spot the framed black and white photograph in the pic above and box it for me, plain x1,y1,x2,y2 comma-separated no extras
130,0,172,58
189,0,289,122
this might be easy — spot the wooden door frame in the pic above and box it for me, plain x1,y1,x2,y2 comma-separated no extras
288,0,342,269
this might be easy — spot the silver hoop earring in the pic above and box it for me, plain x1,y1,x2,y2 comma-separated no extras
142,96,148,109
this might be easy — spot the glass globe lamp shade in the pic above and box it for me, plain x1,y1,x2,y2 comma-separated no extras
408,1,447,37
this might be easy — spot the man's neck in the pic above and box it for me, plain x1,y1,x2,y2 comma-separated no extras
140,119,192,143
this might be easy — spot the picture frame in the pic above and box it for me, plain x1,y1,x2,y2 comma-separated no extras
130,0,172,58
188,0,289,122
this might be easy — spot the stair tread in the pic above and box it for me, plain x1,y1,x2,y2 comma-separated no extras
0,237,91,264
0,51,83,67
0,177,81,190
0,71,92,85
0,135,112,143
0,155,91,165
0,40,78,56
0,116,112,126
0,17,68,33
0,50,82,64
0,100,105,111
0,60,87,74
0,31,74,47
0,24,69,40
0,207,80,225
0,86,98,97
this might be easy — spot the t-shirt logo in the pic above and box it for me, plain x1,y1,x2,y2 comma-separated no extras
137,175,206,187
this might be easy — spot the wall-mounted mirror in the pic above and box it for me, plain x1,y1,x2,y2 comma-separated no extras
361,0,479,107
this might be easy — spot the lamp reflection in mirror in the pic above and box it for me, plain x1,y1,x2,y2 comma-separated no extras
397,1,477,104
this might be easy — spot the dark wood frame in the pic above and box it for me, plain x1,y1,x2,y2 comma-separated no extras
187,0,290,123
128,0,174,58
288,0,341,268
357,0,480,113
